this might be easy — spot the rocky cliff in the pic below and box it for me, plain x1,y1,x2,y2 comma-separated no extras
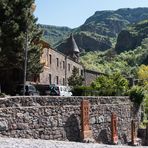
40,7,148,52
115,20,148,53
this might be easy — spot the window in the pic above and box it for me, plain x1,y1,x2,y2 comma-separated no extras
60,62,62,69
56,58,59,67
28,85,36,91
63,78,65,85
49,54,52,64
78,68,80,75
81,70,84,76
46,53,48,66
56,76,59,84
49,74,51,84
63,61,65,69
68,64,70,71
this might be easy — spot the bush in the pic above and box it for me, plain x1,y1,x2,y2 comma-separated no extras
72,86,99,96
129,86,145,105
68,67,84,87
143,93,148,121
91,72,129,96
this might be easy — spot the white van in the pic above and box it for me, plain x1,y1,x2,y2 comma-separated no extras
49,84,72,96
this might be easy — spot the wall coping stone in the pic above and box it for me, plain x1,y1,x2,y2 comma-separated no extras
0,96,130,108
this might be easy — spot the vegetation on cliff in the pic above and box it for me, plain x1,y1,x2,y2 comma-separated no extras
80,20,148,77
115,20,148,53
39,24,71,48
40,8,148,52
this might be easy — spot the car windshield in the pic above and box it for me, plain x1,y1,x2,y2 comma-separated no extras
16,85,36,92
28,85,36,91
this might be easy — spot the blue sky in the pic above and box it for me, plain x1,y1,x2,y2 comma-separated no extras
34,0,148,28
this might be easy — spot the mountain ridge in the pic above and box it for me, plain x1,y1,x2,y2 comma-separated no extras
39,7,148,52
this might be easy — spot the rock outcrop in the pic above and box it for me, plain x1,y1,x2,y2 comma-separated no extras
115,20,148,53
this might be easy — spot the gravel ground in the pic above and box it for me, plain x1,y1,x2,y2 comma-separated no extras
0,138,147,148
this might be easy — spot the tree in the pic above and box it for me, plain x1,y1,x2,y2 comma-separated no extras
68,67,84,87
137,64,148,121
143,93,148,123
129,85,145,106
138,65,148,86
0,0,43,93
91,72,129,96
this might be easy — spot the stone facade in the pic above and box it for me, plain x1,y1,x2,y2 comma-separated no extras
0,96,140,144
84,69,104,86
40,47,83,85
39,38,103,86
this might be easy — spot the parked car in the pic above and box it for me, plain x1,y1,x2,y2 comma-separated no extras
49,84,72,96
15,84,39,96
35,84,51,96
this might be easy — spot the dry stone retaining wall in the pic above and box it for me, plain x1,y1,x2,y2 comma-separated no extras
0,96,138,144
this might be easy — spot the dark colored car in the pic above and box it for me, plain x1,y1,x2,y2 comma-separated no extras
35,84,60,96
35,84,51,96
15,84,39,96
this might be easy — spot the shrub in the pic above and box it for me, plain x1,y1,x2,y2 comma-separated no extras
68,67,84,87
143,93,148,121
91,72,129,96
129,85,145,105
72,86,99,96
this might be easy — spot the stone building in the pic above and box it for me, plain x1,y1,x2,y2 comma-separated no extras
84,69,104,86
39,34,83,85
0,34,103,94
39,34,102,86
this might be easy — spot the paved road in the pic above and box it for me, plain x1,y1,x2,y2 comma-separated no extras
0,138,146,148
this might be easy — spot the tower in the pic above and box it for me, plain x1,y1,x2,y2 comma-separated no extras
59,33,80,62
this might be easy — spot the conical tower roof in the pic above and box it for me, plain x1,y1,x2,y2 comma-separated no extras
57,33,80,57
70,34,80,53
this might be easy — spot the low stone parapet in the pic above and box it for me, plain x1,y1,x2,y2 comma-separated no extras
0,96,139,145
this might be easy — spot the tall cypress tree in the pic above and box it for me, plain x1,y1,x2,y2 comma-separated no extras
0,0,43,93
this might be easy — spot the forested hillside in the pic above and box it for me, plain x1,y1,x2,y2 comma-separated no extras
38,25,71,47
81,38,148,75
40,7,148,51
80,20,148,77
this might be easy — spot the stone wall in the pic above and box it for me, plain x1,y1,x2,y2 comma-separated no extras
84,69,104,86
138,124,148,145
0,96,138,144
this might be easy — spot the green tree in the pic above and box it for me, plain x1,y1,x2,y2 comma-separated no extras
144,95,148,121
138,65,148,86
68,67,84,87
91,72,129,96
129,85,145,105
0,0,43,93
